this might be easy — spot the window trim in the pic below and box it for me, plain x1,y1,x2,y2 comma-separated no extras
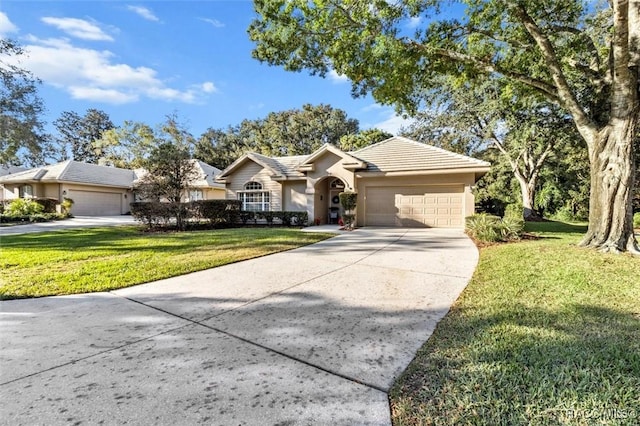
19,184,33,198
238,181,270,211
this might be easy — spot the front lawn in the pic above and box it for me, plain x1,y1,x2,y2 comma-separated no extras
391,221,640,425
0,227,333,300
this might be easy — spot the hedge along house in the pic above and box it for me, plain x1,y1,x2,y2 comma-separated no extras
216,136,491,228
0,160,226,216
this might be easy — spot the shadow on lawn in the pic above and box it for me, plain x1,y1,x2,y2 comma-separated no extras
392,301,640,425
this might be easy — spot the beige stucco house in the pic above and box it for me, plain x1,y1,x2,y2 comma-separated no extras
0,160,225,216
217,136,490,228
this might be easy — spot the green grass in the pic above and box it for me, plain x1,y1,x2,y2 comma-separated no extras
0,227,333,300
391,221,640,425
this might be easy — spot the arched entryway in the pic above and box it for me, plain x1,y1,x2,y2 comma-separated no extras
313,177,347,224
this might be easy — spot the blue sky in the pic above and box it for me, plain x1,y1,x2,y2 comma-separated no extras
0,1,412,138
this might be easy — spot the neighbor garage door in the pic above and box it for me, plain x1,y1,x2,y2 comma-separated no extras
69,190,122,216
364,185,464,228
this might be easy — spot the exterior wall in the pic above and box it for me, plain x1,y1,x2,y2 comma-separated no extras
282,181,307,211
225,160,283,211
203,188,226,200
355,173,477,226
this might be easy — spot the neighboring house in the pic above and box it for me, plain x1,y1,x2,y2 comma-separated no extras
133,160,226,202
0,160,225,216
217,136,490,228
0,165,27,203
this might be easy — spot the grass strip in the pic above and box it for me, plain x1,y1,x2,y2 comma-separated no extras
0,227,332,299
390,221,640,425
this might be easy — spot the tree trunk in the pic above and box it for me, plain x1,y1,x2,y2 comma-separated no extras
514,173,538,220
580,120,639,253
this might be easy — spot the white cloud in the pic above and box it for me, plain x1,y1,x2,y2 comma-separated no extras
328,69,349,84
41,17,114,41
200,81,217,93
69,86,138,104
0,12,18,36
200,17,225,28
15,37,215,105
127,5,160,22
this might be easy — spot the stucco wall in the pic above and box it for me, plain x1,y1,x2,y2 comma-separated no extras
282,181,307,211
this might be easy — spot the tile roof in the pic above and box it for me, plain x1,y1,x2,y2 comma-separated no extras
0,165,27,177
249,152,306,178
351,136,490,173
0,160,226,189
191,160,225,188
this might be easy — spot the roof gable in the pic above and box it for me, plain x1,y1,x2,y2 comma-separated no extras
297,144,366,172
352,136,490,173
218,152,306,181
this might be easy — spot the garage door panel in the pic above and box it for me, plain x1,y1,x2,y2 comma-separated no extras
365,185,464,228
70,190,122,216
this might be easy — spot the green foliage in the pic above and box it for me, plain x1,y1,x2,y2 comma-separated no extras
94,121,156,168
0,39,48,167
339,128,392,151
634,212,640,228
338,192,357,212
32,198,57,213
339,191,358,228
61,198,74,215
500,215,525,240
466,213,523,243
239,210,256,225
5,198,44,216
53,109,114,163
191,200,242,225
194,104,359,169
503,203,523,220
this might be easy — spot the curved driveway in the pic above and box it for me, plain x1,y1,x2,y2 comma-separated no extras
0,227,479,425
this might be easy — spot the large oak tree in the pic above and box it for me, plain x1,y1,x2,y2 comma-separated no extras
249,0,639,253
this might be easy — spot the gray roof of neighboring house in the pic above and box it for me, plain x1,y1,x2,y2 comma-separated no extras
351,136,490,172
0,160,137,188
191,160,225,189
0,165,27,177
0,160,226,189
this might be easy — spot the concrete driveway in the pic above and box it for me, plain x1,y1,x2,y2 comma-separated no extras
0,215,137,236
0,227,479,425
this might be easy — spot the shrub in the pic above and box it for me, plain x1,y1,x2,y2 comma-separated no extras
5,199,44,217
634,212,640,228
34,198,57,213
466,214,502,242
130,202,174,228
503,203,523,220
338,191,357,212
339,191,357,228
191,200,242,225
257,211,277,226
61,198,74,215
466,213,523,243
239,210,256,225
500,215,525,240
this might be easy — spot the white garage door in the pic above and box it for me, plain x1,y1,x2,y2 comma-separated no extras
365,186,464,228
69,190,122,216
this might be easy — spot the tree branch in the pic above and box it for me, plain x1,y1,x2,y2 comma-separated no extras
510,5,600,144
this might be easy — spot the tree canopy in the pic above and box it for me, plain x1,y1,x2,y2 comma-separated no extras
195,104,359,169
0,39,48,167
53,109,114,163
